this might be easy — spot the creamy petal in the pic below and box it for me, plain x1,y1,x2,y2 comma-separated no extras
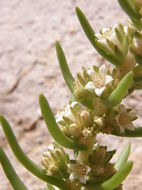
101,27,111,34
128,111,137,120
119,104,126,113
86,166,91,174
87,69,95,77
85,82,96,91
71,101,78,108
105,75,113,84
69,173,78,181
99,65,106,74
98,39,109,47
95,33,103,39
119,125,125,133
80,176,87,184
95,87,105,97
125,123,135,131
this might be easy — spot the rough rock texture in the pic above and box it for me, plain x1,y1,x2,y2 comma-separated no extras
0,0,142,189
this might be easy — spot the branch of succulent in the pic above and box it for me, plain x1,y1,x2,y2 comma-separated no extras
1,0,142,190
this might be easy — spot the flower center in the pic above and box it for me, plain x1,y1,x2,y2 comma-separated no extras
75,164,87,177
102,28,112,39
92,73,106,88
118,113,129,125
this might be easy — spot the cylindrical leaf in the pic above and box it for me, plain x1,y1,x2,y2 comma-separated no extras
0,147,28,190
75,7,120,65
102,161,133,190
39,94,86,150
115,143,131,170
118,0,141,20
113,127,142,137
0,116,68,190
103,71,133,107
56,41,75,93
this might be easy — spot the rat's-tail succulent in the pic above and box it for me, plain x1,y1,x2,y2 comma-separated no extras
1,0,142,190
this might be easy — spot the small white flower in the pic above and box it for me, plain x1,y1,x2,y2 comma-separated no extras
56,101,78,123
95,24,125,53
85,65,113,97
69,162,91,184
115,104,136,133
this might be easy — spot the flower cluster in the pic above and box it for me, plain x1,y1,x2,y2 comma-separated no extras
74,65,116,100
41,143,69,177
56,101,96,148
0,1,141,190
95,24,129,65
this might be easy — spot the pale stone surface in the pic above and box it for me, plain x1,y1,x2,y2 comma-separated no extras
0,0,141,189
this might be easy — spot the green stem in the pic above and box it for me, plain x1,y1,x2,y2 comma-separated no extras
114,143,131,170
102,161,133,190
56,41,75,93
103,71,133,107
75,7,120,66
0,116,68,190
39,94,86,150
0,147,28,190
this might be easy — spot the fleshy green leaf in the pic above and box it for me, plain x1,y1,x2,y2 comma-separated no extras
46,184,57,190
56,41,75,93
0,147,28,190
103,71,133,107
39,94,86,150
0,116,68,190
130,47,142,65
75,7,121,66
102,161,133,190
131,18,142,30
115,143,131,170
117,0,141,20
113,127,142,137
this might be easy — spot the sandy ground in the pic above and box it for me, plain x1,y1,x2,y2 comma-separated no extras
0,0,142,189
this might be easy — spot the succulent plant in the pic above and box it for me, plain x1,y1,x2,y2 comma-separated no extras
1,0,142,190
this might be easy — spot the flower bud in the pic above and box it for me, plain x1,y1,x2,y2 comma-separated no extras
56,101,94,140
94,116,105,130
69,123,82,138
89,146,116,180
132,31,142,56
41,143,69,177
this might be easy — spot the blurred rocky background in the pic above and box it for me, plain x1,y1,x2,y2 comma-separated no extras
0,0,142,189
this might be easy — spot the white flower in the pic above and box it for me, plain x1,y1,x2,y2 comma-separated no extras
115,104,136,133
85,65,113,97
69,162,91,184
56,101,78,123
95,24,125,53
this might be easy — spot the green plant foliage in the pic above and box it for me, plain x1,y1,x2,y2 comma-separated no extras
1,0,142,190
